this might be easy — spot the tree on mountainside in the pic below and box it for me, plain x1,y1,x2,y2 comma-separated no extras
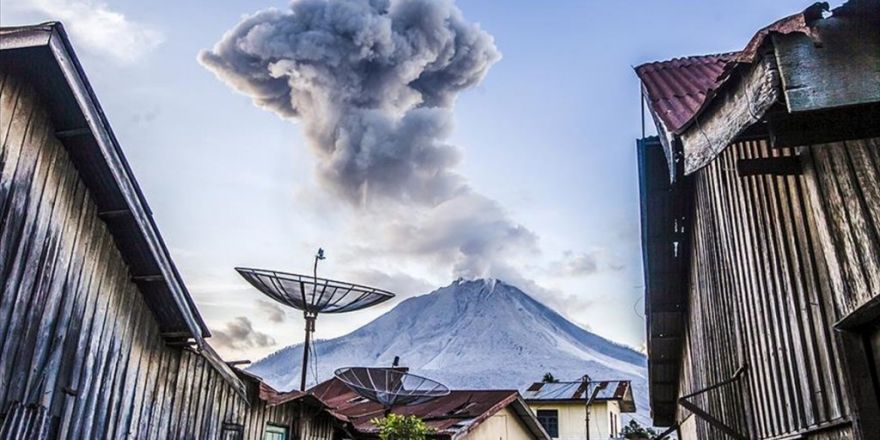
542,372,559,383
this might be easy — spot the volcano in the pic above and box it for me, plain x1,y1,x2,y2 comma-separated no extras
249,278,649,423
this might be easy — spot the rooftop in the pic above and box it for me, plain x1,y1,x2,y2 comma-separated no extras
635,2,829,136
635,54,733,133
522,380,636,412
309,377,549,439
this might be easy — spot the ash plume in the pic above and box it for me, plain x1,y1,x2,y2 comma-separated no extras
199,0,501,205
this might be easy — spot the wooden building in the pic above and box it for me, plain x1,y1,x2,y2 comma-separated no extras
636,1,880,439
0,22,339,439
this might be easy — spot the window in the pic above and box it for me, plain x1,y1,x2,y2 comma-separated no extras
221,422,244,440
536,409,559,438
265,425,289,440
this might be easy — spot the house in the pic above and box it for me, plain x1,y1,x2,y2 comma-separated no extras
636,1,880,439
309,376,551,440
0,22,339,439
522,380,635,440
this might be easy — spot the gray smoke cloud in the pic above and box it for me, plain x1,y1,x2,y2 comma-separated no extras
199,0,500,205
201,0,547,281
257,300,287,323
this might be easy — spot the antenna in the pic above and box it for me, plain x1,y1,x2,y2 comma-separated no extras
236,249,395,391
334,367,450,411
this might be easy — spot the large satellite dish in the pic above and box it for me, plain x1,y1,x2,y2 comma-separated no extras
335,367,450,408
236,249,395,391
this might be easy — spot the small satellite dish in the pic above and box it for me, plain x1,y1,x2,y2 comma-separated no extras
335,367,450,408
236,249,396,391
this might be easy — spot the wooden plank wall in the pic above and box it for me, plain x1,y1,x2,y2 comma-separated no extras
804,138,880,320
678,139,861,439
0,68,328,438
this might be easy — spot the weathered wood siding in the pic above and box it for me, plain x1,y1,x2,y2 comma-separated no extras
805,139,880,320
0,67,328,438
676,138,880,439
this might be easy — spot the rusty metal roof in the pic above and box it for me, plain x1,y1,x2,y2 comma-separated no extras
309,378,548,439
636,53,733,133
521,381,635,412
635,2,829,135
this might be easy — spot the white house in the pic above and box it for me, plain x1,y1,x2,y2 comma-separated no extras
523,380,636,439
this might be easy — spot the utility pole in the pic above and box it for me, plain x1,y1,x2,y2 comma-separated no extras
584,374,591,440
583,374,602,440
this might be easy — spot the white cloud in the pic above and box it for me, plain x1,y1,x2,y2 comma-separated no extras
13,0,163,62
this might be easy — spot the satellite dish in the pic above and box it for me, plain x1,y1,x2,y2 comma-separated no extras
235,268,395,314
334,367,450,408
236,249,395,391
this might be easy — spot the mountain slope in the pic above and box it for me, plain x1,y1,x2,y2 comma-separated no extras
249,278,649,422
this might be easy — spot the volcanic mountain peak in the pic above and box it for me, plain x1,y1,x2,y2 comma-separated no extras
249,278,649,423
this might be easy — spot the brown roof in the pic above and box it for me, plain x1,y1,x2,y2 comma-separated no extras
258,382,310,406
309,378,545,438
635,2,829,134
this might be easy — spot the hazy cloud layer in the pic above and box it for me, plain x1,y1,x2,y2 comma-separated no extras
212,317,276,350
9,0,163,62
375,193,539,278
345,268,434,298
556,249,625,277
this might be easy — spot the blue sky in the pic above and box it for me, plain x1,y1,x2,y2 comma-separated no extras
2,0,826,361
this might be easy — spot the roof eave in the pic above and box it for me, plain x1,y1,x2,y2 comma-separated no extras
0,22,210,338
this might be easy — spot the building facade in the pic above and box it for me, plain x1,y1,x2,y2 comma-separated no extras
0,23,337,439
636,1,880,439
523,381,635,439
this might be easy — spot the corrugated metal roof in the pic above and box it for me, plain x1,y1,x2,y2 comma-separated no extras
309,377,547,438
635,53,733,133
521,380,630,402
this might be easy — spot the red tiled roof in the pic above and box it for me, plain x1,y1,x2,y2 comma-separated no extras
636,53,733,133
309,378,519,436
635,2,829,135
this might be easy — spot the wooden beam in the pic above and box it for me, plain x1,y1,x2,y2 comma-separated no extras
772,11,880,113
679,50,782,174
225,360,252,367
54,127,91,139
97,208,131,219
736,156,802,176
132,274,165,283
767,103,880,149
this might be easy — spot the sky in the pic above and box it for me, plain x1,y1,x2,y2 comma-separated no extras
2,0,830,362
